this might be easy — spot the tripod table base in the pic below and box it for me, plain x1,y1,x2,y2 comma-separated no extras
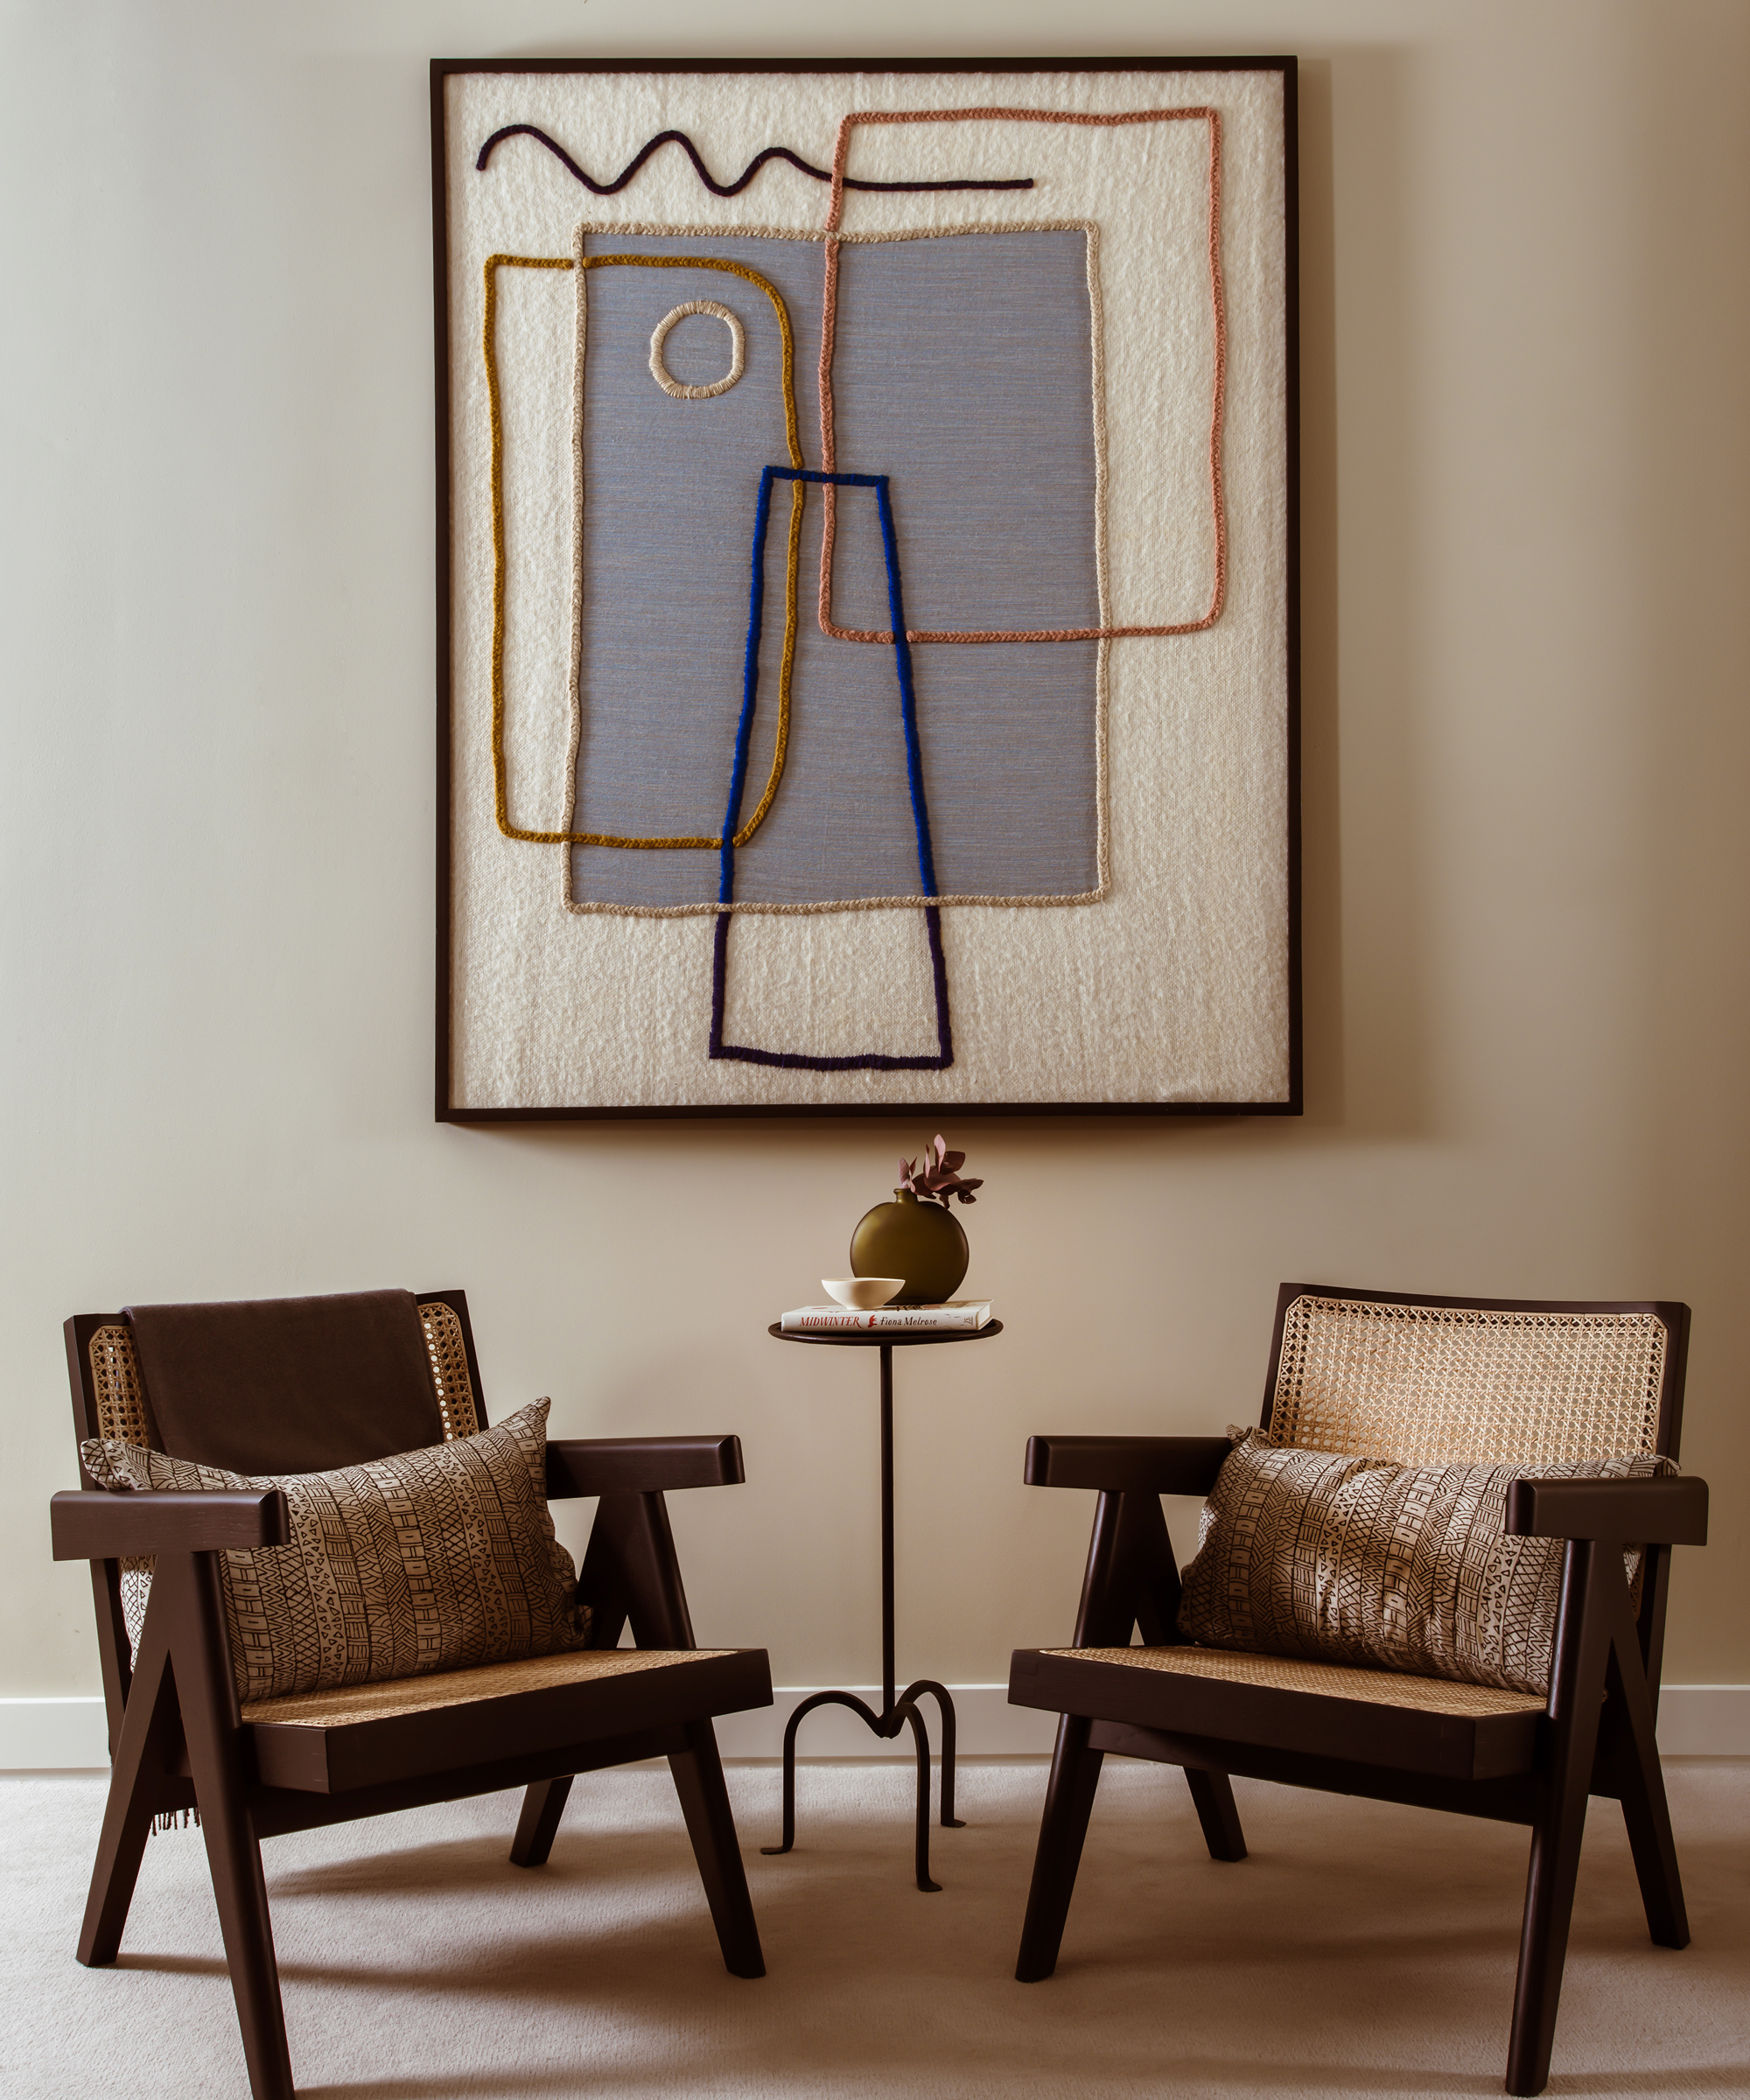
760,1680,964,1892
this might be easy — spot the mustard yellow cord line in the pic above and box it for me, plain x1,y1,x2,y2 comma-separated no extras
484,251,804,850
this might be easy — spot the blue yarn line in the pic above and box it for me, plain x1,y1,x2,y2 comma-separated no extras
721,467,940,908
762,467,939,899
710,465,952,1071
718,465,778,904
873,478,939,900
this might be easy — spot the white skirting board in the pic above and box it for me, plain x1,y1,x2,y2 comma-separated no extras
5,1685,1749,1773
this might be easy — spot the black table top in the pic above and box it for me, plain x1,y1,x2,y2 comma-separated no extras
767,1320,1003,1348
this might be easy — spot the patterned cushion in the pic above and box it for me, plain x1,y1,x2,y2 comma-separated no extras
1175,1430,1671,1697
80,1399,592,1704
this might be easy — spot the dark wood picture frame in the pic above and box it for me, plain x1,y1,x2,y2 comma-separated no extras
432,58,1301,1122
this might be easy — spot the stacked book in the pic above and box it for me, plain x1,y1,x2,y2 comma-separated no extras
778,1300,994,1334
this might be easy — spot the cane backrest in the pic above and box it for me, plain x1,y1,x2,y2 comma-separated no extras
1263,1290,1677,1468
85,1326,162,1666
88,1323,162,1448
417,1299,483,1442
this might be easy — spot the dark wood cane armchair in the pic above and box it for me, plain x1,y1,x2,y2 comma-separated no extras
52,1290,773,2100
1008,1284,1708,2098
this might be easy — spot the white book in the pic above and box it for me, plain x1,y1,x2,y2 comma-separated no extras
779,1301,994,1334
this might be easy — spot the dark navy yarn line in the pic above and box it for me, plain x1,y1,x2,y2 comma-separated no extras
711,905,948,1072
710,900,952,1071
924,906,954,1065
707,912,731,1058
710,466,952,1073
475,123,1035,200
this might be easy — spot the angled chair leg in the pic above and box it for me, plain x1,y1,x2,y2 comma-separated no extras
194,1786,292,2100
510,1776,574,1868
1507,1541,1613,2099
1184,1768,1248,1862
1017,1713,1105,1981
78,1630,182,1966
1604,1640,1689,1948
172,1557,296,2100
668,1719,765,1978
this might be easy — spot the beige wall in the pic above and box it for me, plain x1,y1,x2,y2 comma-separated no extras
4,0,1745,1700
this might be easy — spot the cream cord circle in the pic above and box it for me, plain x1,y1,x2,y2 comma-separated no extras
648,300,746,399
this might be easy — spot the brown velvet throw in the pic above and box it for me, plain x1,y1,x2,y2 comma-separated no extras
122,1290,444,1474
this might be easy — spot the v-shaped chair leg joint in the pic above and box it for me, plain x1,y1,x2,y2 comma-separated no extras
1016,1714,1106,1981
170,1553,296,2100
78,1615,182,1967
668,1719,766,1978
1603,1629,1689,1950
1507,1539,1676,2098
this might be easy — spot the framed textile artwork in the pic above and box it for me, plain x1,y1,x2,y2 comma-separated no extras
432,59,1299,1119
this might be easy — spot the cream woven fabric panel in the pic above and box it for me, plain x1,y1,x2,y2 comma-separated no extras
241,1648,726,1727
1268,1296,1666,1466
1053,1645,1547,1718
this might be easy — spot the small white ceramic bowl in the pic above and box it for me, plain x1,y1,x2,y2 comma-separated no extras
822,1277,905,1310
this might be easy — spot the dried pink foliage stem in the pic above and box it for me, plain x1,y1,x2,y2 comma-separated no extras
897,1133,984,1208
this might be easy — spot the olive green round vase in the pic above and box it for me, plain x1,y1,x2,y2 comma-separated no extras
850,1190,969,1304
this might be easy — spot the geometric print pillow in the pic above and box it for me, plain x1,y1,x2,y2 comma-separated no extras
80,1398,592,1705
1175,1430,1673,1698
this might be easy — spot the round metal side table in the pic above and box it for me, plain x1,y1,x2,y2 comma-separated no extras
761,1320,1004,1891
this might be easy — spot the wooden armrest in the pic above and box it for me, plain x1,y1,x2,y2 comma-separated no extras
1504,1474,1709,1545
546,1435,746,1500
1024,1434,1233,1495
50,1488,291,1559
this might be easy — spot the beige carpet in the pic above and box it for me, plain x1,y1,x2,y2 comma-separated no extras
4,1760,1746,2098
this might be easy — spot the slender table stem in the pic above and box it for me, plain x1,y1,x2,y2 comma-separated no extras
880,1343,896,1717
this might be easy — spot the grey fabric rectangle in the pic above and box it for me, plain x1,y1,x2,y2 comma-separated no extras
570,227,1100,911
